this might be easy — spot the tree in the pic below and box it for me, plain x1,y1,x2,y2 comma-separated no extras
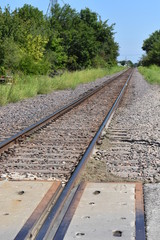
142,30,160,66
45,34,67,70
0,37,22,70
80,9,119,66
0,3,119,74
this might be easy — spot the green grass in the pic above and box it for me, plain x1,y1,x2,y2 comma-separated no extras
0,66,125,106
138,65,160,84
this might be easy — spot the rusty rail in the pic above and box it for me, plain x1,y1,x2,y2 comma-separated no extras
32,69,134,240
0,69,130,154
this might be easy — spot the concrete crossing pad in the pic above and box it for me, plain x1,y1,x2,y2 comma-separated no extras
0,180,61,240
55,182,145,240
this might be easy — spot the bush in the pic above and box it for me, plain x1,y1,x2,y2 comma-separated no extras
92,55,108,68
0,38,22,71
19,55,50,75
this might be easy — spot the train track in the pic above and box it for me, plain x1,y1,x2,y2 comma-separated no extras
0,68,132,182
0,68,139,239
0,71,125,144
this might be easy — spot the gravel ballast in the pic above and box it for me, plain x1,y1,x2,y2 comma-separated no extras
81,68,160,183
0,71,123,142
1,69,159,183
80,68,160,240
0,71,131,182
0,69,159,239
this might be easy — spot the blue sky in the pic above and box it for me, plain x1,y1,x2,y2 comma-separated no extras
1,0,160,63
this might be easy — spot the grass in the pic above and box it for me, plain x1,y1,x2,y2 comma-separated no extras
138,65,160,85
0,66,125,106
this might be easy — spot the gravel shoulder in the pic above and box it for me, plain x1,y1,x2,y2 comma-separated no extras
80,68,160,240
81,68,160,183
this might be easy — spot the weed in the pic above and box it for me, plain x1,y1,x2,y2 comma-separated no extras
138,65,160,84
0,66,125,106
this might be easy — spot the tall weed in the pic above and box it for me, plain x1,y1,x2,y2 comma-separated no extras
138,65,160,84
0,66,125,106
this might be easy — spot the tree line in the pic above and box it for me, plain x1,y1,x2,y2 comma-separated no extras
141,30,160,66
0,4,119,75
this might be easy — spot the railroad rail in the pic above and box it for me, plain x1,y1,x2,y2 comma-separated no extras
0,69,128,153
0,69,132,182
0,68,146,240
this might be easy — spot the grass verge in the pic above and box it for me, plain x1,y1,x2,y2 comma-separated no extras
0,66,125,106
138,65,160,85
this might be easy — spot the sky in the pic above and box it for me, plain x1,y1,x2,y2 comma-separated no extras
1,0,160,63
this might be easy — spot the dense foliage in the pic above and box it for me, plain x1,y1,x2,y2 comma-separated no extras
141,30,160,66
0,4,119,75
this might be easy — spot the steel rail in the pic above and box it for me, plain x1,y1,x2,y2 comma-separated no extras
136,183,146,240
0,69,130,154
31,69,134,240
